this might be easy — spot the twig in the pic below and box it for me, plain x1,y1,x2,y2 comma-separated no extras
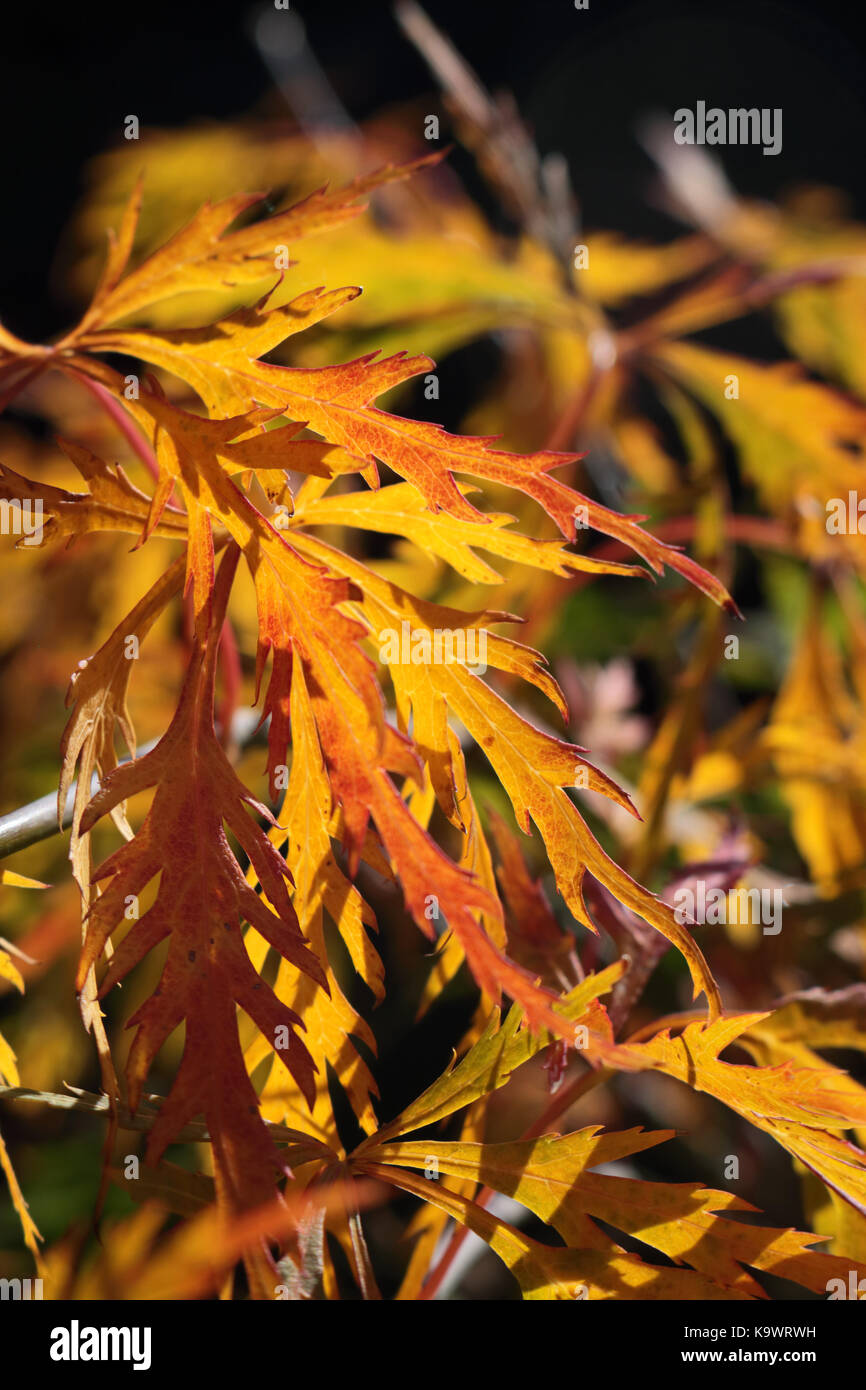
395,0,581,287
0,1083,333,1158
0,706,266,861
395,1,615,453
67,369,160,481
250,3,358,142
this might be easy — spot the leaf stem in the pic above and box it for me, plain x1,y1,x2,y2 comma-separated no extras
67,370,160,481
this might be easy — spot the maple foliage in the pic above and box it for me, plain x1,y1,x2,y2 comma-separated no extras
1,163,731,1052
77,548,325,1215
1,46,866,1307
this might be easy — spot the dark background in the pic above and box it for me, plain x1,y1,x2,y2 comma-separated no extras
1,0,864,339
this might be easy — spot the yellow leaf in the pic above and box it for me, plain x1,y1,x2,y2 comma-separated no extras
363,1126,866,1297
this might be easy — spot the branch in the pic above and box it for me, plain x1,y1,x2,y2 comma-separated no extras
0,706,266,860
0,1084,333,1159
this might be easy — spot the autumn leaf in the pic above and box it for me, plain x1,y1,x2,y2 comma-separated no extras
0,438,187,546
0,874,45,1268
9,110,851,1307
71,156,442,333
650,340,866,574
242,657,383,1142
75,547,326,1244
359,1126,866,1299
294,479,644,585
761,599,866,895
356,961,638,1151
627,1014,866,1218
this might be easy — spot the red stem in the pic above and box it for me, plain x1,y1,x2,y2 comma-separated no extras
217,617,242,743
68,370,160,482
419,1064,605,1299
0,359,51,416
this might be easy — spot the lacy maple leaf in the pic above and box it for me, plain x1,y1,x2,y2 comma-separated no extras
0,162,737,1241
